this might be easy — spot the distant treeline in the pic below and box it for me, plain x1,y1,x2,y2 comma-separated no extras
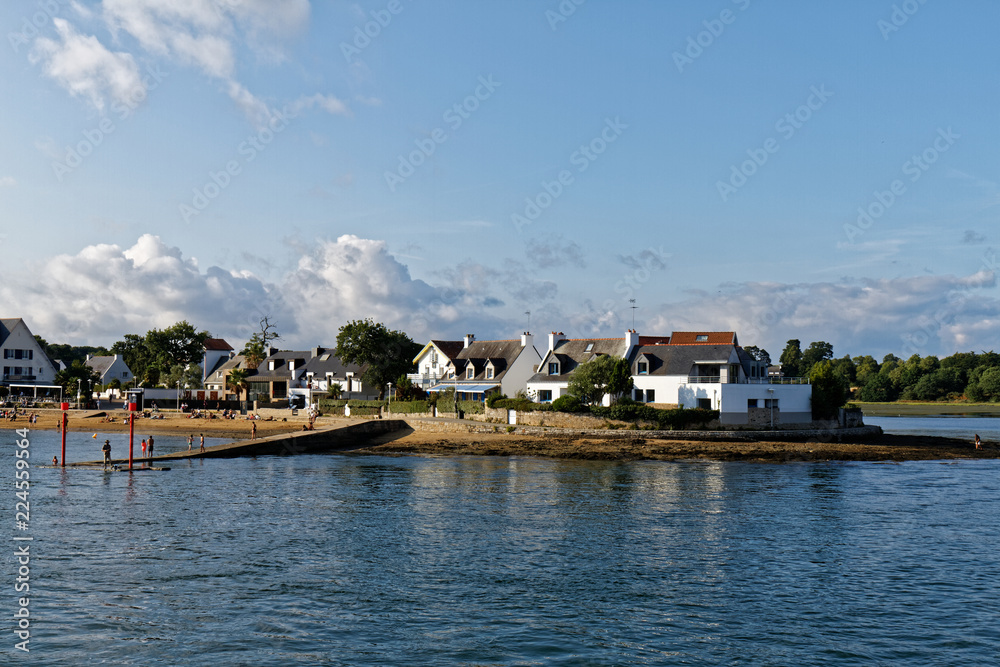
763,340,1000,403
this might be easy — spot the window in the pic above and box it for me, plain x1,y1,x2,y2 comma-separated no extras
637,361,648,374
539,390,552,402
548,362,559,375
765,399,779,409
585,343,594,352
697,398,712,409
748,399,759,409
431,350,438,367
486,368,494,379
645,389,655,403
467,368,474,379
269,361,276,371
123,372,130,378
695,335,709,342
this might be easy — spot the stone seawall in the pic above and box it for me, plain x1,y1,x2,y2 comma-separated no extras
403,418,882,443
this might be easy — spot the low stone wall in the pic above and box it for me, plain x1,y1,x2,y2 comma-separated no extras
403,418,882,443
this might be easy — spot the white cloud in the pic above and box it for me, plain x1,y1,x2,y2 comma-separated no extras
0,177,15,187
30,18,145,112
290,93,351,117
642,272,1000,360
0,235,280,346
99,0,326,126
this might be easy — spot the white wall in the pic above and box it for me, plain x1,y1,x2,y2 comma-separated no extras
499,345,541,397
1,320,56,385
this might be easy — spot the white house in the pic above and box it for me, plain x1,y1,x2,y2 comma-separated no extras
528,329,813,425
410,340,466,391
84,354,134,387
0,318,58,387
201,338,235,386
422,333,542,401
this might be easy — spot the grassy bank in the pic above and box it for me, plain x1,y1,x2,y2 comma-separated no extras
854,402,1000,417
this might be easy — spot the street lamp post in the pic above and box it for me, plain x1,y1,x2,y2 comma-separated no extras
176,380,181,411
387,382,392,413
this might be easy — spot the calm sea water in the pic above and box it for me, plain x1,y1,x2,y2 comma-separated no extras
866,415,1000,442
5,428,1000,665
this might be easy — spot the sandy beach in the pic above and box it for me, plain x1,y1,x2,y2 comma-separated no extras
2,410,993,463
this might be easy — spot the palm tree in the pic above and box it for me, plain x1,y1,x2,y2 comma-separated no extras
227,368,248,401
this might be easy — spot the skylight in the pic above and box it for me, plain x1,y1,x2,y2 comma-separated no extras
585,343,594,352
695,335,709,341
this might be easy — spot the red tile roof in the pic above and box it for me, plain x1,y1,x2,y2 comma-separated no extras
668,331,736,345
204,338,234,351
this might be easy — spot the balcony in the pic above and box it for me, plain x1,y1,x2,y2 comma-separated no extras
686,376,810,385
2,375,37,382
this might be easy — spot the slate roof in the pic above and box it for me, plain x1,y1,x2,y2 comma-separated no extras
452,340,526,382
528,337,628,383
627,344,737,377
84,356,117,377
0,319,23,346
300,350,366,378
430,340,465,361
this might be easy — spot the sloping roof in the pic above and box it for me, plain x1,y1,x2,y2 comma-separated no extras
203,338,233,351
431,340,465,360
528,337,628,383
85,356,116,376
215,355,248,373
301,351,365,378
453,339,526,382
639,335,671,345
668,331,737,345
0,319,23,346
628,344,735,376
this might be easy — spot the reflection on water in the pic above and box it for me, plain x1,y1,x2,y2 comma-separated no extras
6,429,1000,665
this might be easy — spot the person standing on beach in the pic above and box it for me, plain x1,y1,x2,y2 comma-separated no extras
102,440,111,468
147,435,154,459
975,434,981,450
199,434,205,453
251,421,257,440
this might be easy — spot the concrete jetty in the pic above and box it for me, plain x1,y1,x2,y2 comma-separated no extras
70,419,412,467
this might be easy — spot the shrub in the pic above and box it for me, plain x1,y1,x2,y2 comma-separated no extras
387,400,430,414
491,397,549,412
486,393,508,408
458,400,484,414
551,395,586,413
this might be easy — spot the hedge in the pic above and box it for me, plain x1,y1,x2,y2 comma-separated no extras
387,400,431,414
590,403,718,429
490,397,551,412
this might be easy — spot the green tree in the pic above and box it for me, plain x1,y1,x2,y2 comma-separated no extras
977,367,1000,401
335,319,420,400
606,357,634,404
743,346,771,366
779,339,802,378
800,341,834,378
227,368,248,400
567,355,621,406
111,321,209,386
858,373,895,402
162,363,203,390
853,355,880,387
809,360,850,419
55,361,101,401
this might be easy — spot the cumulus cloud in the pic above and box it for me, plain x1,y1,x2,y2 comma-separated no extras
30,17,144,112
642,271,1000,360
0,235,281,346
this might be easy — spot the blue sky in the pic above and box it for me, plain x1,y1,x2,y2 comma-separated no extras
1,0,998,361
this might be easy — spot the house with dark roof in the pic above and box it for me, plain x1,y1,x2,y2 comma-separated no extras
410,339,466,390
422,333,541,401
0,318,58,387
84,354,133,386
245,347,375,403
528,329,813,425
526,330,639,405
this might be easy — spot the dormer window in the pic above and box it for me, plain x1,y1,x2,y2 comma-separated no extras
466,368,474,379
695,335,709,342
548,362,559,375
486,367,494,379
269,360,276,371
288,361,295,371
585,343,594,352
637,361,648,374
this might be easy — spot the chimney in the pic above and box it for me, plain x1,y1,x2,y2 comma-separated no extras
547,331,566,352
625,329,640,355
463,333,475,349
312,346,324,359
520,331,533,348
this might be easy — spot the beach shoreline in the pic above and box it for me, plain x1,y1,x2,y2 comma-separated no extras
2,411,992,463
